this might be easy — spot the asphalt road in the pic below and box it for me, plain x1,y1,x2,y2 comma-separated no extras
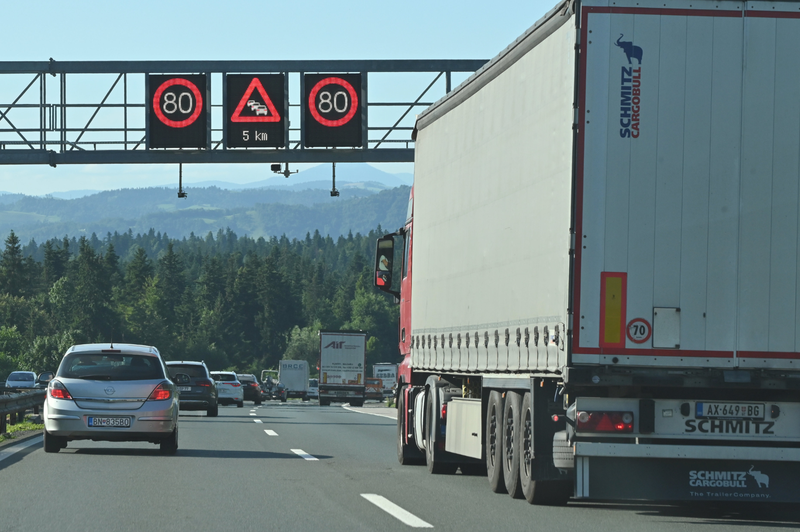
1,401,799,532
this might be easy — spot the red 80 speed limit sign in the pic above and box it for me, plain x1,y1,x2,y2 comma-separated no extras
626,318,652,344
152,78,203,128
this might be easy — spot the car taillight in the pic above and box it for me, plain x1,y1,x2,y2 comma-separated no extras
250,383,258,387
576,411,634,433
48,380,72,400
147,382,172,401
230,383,241,387
196,379,213,387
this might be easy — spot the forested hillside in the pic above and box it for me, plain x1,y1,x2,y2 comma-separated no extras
0,226,400,380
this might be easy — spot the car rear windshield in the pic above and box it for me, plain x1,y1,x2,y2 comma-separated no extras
167,364,208,379
9,373,34,381
212,373,237,382
57,353,164,381
238,375,256,383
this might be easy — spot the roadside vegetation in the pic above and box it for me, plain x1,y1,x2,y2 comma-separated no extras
0,414,44,443
0,226,399,378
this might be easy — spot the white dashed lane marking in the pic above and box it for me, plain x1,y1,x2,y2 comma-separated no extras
253,419,263,423
291,449,318,461
361,494,433,528
264,429,278,436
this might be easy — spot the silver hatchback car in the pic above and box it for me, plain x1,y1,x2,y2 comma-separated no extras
43,343,184,454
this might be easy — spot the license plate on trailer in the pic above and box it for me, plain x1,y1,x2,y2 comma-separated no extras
696,402,765,420
88,417,131,428
178,386,191,391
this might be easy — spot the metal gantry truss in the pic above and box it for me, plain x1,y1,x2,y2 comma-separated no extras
0,59,486,166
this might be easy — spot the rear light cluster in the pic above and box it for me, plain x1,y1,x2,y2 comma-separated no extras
229,383,241,387
48,380,73,400
576,411,634,433
196,379,213,387
147,382,172,401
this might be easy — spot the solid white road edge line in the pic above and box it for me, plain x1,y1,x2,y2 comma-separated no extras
0,435,43,463
361,494,434,528
342,405,397,420
264,430,278,436
291,448,318,460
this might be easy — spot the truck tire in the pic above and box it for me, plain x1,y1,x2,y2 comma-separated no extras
502,391,524,498
425,388,457,474
486,390,507,493
397,388,425,465
319,399,329,406
520,392,571,506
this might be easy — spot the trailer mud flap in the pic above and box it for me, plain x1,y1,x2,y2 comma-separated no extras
576,456,800,502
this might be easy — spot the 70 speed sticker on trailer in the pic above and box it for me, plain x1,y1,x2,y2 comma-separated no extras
626,318,651,344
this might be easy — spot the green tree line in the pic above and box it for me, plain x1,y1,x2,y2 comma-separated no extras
0,227,399,380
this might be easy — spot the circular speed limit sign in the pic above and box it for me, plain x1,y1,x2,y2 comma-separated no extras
303,73,363,148
307,77,359,127
626,318,652,344
152,78,203,128
147,74,208,149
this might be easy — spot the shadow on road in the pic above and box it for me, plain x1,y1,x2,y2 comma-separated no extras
69,447,333,460
569,501,800,528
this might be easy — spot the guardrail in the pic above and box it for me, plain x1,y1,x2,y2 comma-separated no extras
0,389,46,433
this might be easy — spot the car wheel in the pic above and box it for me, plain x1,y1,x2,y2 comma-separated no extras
237,401,244,408
255,399,262,405
207,403,218,417
43,428,65,453
486,390,507,493
281,397,287,403
502,391,524,498
160,426,178,455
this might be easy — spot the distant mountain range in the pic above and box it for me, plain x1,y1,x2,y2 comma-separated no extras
1,164,413,200
0,183,411,244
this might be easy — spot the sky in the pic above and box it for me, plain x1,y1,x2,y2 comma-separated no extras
0,0,559,196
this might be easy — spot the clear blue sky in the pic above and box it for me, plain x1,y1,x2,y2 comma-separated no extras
0,0,558,195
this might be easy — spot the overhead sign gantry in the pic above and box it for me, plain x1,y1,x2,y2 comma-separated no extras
0,59,487,167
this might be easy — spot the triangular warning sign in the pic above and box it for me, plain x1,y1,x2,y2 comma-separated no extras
231,77,281,123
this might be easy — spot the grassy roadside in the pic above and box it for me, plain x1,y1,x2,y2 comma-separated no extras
0,415,44,444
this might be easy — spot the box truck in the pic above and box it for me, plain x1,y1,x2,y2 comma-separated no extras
318,331,366,407
375,0,800,505
278,360,309,402
373,362,399,397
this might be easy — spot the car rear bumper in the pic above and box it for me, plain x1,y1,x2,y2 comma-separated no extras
44,397,177,440
179,399,214,410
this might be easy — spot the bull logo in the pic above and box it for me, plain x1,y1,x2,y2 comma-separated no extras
615,34,643,64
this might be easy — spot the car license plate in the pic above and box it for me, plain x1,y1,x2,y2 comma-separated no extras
88,417,131,428
696,402,765,420
178,386,191,391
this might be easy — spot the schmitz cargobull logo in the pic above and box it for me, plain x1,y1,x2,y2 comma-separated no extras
689,466,770,496
616,33,642,139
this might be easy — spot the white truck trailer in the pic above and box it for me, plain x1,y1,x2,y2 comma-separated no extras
374,0,800,505
318,331,367,407
278,360,309,402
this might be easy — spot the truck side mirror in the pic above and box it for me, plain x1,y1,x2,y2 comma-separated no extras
374,235,399,298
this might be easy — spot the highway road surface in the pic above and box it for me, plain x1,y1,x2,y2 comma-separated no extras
1,401,798,532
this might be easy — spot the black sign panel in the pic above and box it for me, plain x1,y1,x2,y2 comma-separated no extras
148,74,208,149
225,74,286,148
303,73,363,148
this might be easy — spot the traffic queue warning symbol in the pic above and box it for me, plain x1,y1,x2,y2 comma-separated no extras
147,74,208,149
225,74,286,149
303,73,363,148
230,78,281,123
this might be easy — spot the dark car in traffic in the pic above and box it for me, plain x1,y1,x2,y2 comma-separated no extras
165,361,218,417
236,373,262,405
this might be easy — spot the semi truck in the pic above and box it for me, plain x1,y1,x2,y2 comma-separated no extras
374,0,800,505
318,331,367,407
278,360,309,402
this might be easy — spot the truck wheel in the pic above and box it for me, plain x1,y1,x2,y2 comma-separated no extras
319,399,329,406
397,388,424,465
351,400,364,407
503,391,523,498
486,390,507,493
520,392,571,505
425,388,457,474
